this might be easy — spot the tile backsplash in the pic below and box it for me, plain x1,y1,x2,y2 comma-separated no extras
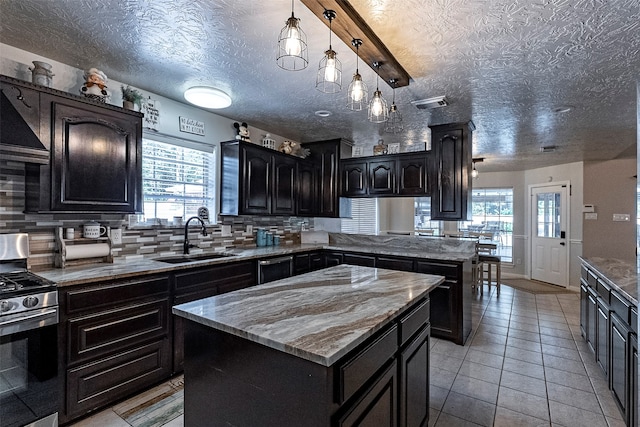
1,160,310,270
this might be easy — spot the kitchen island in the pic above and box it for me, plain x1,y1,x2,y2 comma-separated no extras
173,264,444,427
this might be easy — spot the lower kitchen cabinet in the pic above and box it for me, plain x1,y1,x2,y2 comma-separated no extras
580,263,637,426
343,252,376,267
59,275,172,424
293,251,326,275
399,325,430,427
172,261,256,373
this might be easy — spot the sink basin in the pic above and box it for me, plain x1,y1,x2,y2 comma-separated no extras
155,253,236,264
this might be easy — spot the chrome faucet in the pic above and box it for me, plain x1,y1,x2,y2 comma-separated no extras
183,216,208,254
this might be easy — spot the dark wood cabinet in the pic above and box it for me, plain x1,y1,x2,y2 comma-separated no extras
586,286,597,354
272,154,297,215
398,157,428,195
399,325,430,427
59,275,171,424
341,159,368,197
297,160,318,216
376,256,415,272
611,312,629,416
325,252,344,267
343,252,376,267
428,121,473,220
303,139,347,217
294,251,325,275
172,261,256,373
7,76,144,213
596,297,610,375
368,160,395,195
242,144,272,214
630,333,638,427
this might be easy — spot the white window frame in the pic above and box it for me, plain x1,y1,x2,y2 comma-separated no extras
341,198,379,234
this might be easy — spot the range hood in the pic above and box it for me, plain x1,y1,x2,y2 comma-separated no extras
0,89,49,164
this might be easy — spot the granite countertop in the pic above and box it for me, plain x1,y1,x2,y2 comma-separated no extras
35,243,474,287
172,264,443,366
580,257,638,306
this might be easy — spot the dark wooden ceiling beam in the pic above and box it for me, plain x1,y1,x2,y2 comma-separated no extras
300,0,411,88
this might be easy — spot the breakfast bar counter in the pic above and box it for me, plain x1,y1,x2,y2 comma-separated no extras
173,264,444,427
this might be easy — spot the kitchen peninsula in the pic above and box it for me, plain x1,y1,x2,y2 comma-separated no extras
173,264,444,427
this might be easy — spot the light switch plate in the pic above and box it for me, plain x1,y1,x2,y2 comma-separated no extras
613,213,630,222
584,212,598,220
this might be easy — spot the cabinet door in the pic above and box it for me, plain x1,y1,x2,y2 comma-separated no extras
368,160,395,195
587,288,597,354
341,159,368,196
611,313,629,416
336,361,397,427
294,253,311,275
272,154,296,215
596,297,609,376
630,333,637,427
376,256,415,272
242,145,271,214
297,161,317,216
429,122,472,220
580,282,588,338
325,252,343,267
343,252,376,267
399,325,429,427
309,252,325,271
303,140,341,217
48,98,142,212
398,157,428,195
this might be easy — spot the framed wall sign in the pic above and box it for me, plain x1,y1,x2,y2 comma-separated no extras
179,116,205,136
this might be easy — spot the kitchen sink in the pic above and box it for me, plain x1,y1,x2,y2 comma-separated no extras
155,253,236,264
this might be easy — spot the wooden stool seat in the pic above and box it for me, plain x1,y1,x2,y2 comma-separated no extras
478,254,501,295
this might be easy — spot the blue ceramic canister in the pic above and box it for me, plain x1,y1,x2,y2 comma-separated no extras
266,232,274,246
256,228,267,247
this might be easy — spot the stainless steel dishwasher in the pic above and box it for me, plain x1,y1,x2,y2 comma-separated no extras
257,256,293,284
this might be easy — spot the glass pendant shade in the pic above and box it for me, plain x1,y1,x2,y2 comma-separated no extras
276,9,308,71
385,102,403,133
472,163,479,178
347,73,368,110
368,89,389,123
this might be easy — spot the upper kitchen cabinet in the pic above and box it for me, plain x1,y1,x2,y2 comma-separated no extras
220,140,297,216
429,121,474,221
4,75,144,214
339,152,430,198
296,159,318,216
302,139,350,218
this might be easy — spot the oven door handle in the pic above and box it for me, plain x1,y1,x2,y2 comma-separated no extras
0,308,58,336
259,256,293,266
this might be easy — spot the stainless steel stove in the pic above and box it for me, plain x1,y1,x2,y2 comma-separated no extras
0,233,59,427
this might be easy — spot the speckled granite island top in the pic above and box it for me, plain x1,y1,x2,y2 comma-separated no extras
172,264,444,367
580,256,638,305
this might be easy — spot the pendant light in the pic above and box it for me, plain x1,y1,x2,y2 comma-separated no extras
471,162,479,179
316,9,341,93
384,79,403,133
368,62,388,123
277,0,308,71
346,39,368,111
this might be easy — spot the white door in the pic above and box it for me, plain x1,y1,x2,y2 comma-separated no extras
530,183,569,287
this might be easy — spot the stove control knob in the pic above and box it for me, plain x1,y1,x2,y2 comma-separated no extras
23,296,39,308
0,300,11,312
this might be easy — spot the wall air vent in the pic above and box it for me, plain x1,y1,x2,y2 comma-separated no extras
411,96,448,110
540,146,557,153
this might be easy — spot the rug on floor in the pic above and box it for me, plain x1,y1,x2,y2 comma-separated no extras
114,377,184,427
501,278,575,294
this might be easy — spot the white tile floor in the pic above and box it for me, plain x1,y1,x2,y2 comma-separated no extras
71,283,625,427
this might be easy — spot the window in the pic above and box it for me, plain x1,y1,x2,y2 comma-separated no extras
460,188,513,262
341,199,378,234
414,197,441,236
142,136,216,223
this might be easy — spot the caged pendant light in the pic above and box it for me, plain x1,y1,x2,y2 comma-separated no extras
346,38,368,111
277,0,308,71
316,9,341,93
368,62,388,123
384,79,403,133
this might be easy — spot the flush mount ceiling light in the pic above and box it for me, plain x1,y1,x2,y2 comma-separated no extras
368,62,388,123
277,0,308,71
316,9,342,93
301,0,411,89
346,38,368,111
183,86,232,109
384,79,403,133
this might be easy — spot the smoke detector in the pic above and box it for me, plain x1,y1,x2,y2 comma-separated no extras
411,96,448,110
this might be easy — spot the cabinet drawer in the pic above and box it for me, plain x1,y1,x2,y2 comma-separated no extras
581,266,589,282
587,270,598,288
596,279,611,303
399,298,429,346
337,324,398,404
632,307,638,335
68,298,169,365
173,261,255,294
65,276,169,314
415,261,458,280
66,339,171,420
343,253,376,267
376,256,415,272
611,291,631,326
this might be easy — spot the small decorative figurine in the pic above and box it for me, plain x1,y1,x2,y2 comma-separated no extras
373,139,388,155
261,133,276,150
81,68,109,102
29,61,54,87
233,122,251,142
279,140,295,154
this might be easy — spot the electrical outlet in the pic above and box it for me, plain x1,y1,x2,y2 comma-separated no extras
246,224,253,234
516,258,522,265
221,225,232,236
110,228,122,245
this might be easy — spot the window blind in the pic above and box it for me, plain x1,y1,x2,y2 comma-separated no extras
341,198,378,235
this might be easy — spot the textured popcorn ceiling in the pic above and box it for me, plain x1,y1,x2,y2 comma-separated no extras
1,0,638,172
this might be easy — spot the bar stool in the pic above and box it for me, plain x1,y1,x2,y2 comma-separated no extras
477,243,501,296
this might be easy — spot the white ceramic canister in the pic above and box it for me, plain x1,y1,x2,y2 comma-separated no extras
83,221,106,238
29,61,54,87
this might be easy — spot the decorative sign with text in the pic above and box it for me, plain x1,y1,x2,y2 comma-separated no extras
142,97,160,131
179,116,205,136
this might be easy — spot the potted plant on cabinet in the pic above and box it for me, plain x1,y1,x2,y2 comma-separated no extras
120,85,144,110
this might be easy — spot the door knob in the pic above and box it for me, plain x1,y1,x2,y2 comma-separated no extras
560,242,565,246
